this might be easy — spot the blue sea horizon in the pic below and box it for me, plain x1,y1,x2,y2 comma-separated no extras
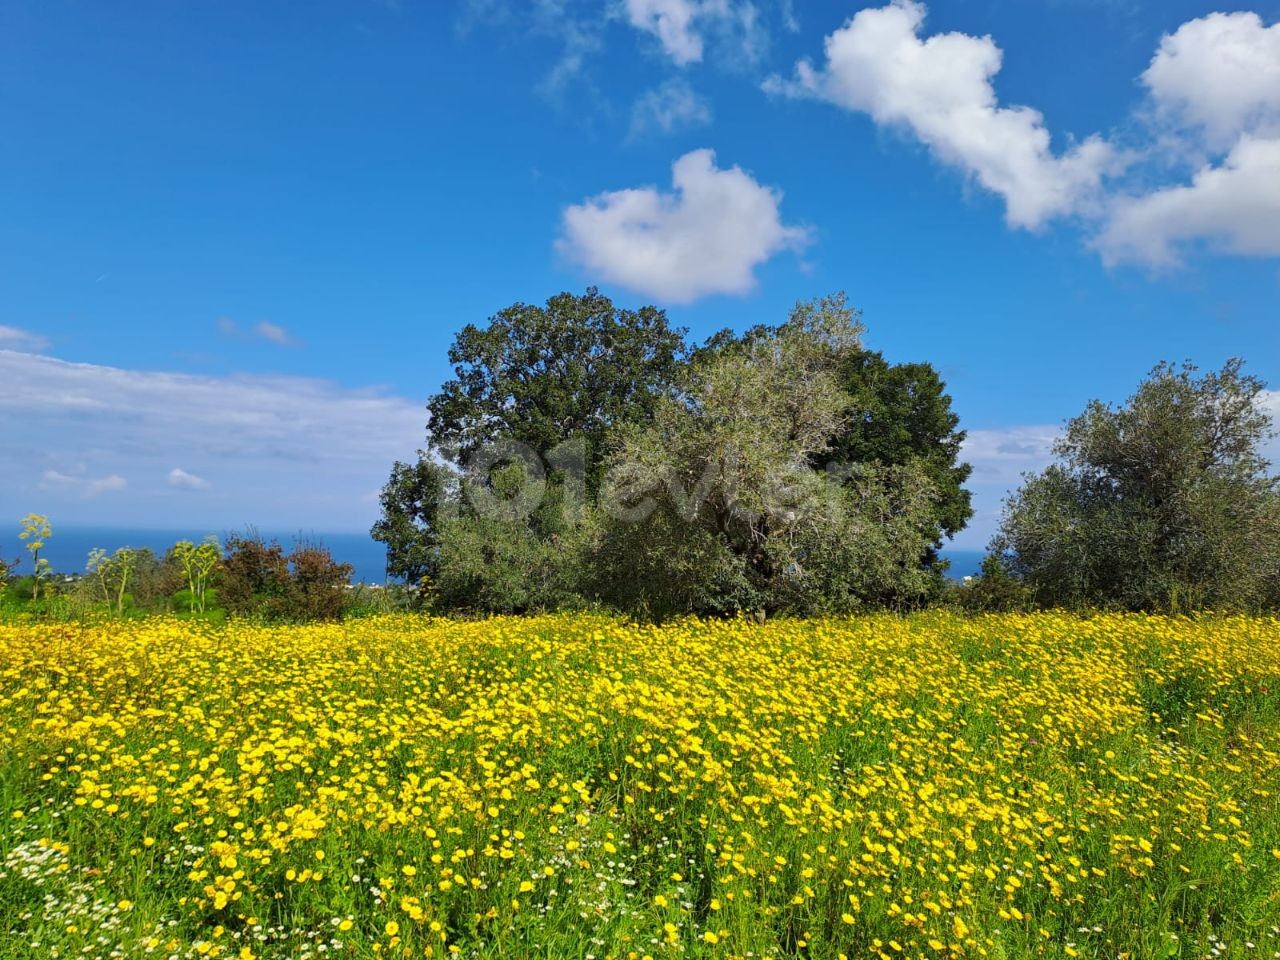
4,526,988,586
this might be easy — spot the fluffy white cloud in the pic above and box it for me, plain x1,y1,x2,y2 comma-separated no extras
630,78,713,137
0,325,49,353
1142,11,1280,150
1097,12,1280,266
168,468,211,491
1097,135,1280,266
625,0,705,64
765,0,1117,229
0,350,423,528
558,149,808,303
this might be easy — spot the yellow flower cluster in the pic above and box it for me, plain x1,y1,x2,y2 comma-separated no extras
1,612,1279,959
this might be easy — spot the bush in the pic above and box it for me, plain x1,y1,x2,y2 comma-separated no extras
432,513,590,615
289,543,353,621
219,533,353,621
954,554,1034,613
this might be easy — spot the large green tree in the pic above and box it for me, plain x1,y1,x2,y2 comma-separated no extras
594,295,942,617
426,287,686,493
373,289,686,590
995,359,1280,611
697,309,971,590
370,458,458,586
820,351,971,549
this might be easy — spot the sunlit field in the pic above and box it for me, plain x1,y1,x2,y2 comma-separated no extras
2,613,1279,960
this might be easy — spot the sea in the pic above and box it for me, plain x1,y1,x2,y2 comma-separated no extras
8,527,989,585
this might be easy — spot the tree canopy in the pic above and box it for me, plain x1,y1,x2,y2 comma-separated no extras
995,359,1280,611
426,287,686,494
594,295,943,616
374,289,974,617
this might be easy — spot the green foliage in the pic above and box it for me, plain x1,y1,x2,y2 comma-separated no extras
370,458,458,588
0,556,14,602
433,514,591,615
822,351,972,551
4,577,51,604
218,532,291,618
595,295,942,617
996,359,1280,611
426,287,686,496
377,288,688,609
431,461,592,614
171,536,220,613
289,541,355,621
374,290,975,618
700,307,972,599
341,583,418,618
86,546,139,614
953,554,1034,613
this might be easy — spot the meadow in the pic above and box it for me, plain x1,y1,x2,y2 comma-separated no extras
1,613,1278,960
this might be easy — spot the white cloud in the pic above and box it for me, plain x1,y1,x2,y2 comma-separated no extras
217,318,300,346
961,425,1060,484
630,78,713,137
1096,11,1280,267
85,475,127,498
40,470,82,489
168,468,210,491
765,0,1118,228
0,350,424,529
623,0,772,66
1097,135,1280,266
253,321,297,346
624,0,708,64
37,466,129,499
558,148,808,303
1142,11,1280,151
0,325,50,353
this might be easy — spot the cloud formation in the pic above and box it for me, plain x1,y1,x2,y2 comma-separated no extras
765,0,1118,229
0,350,423,529
0,325,50,353
1097,136,1280,266
1097,11,1280,266
253,322,296,346
217,318,301,347
625,0,706,64
954,424,1061,547
168,468,211,491
630,78,713,137
623,0,778,67
86,475,128,498
1141,11,1280,151
38,467,129,499
558,148,808,303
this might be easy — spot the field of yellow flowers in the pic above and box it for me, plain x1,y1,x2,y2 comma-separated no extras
2,613,1279,960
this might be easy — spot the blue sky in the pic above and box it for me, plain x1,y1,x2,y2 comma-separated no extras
1,0,1277,549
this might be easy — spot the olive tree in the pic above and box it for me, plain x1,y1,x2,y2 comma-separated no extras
594,295,941,617
995,359,1280,611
